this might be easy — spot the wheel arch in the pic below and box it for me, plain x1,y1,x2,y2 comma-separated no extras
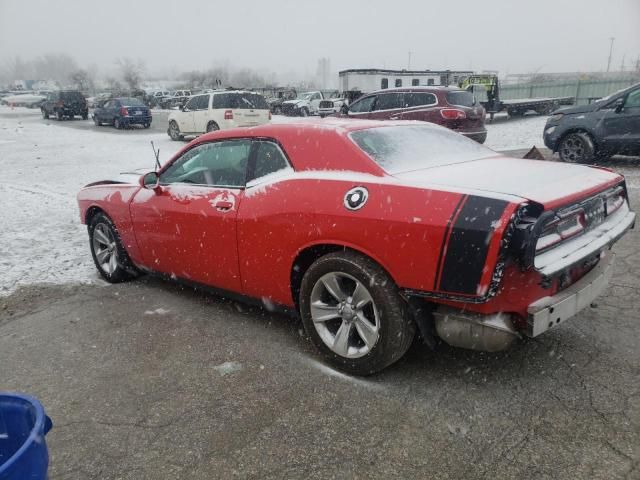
290,242,397,309
84,205,108,226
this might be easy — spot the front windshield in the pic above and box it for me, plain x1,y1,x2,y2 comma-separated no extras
297,92,313,100
350,125,495,173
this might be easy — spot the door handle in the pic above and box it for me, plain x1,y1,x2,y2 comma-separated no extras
214,200,233,211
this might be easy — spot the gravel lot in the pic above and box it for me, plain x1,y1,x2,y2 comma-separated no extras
1,106,639,479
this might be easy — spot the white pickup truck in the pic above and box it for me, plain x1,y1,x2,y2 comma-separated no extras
280,91,324,116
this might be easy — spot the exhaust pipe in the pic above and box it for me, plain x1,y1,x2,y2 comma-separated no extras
433,307,519,352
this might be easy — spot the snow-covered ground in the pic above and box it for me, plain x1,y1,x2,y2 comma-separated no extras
0,106,547,295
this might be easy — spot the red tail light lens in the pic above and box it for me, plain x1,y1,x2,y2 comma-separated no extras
120,107,129,116
224,110,233,120
536,210,586,252
605,187,625,215
440,108,466,120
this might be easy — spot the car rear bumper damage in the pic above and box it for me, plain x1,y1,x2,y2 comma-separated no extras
527,251,615,337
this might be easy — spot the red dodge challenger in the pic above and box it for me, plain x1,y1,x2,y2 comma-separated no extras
77,119,635,374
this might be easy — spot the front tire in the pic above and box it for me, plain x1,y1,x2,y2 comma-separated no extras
88,213,137,283
94,115,101,126
558,132,595,163
300,107,309,117
56,110,63,121
206,121,219,133
114,117,122,129
299,251,415,375
41,109,49,119
168,120,182,140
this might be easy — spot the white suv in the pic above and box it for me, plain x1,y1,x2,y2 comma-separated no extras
167,91,271,141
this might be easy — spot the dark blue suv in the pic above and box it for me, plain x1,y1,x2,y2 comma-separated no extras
93,97,152,129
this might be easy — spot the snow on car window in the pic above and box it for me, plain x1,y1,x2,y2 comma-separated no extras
350,125,495,173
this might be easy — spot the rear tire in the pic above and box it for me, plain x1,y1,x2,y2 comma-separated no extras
558,132,595,163
94,115,101,126
41,109,49,119
88,213,138,283
299,251,416,375
114,118,122,129
56,110,63,121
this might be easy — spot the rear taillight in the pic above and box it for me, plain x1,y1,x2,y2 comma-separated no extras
536,210,586,252
120,107,129,116
440,108,466,120
605,187,625,215
224,110,233,120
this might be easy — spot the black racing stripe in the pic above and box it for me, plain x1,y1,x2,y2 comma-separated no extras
433,195,467,290
439,196,508,295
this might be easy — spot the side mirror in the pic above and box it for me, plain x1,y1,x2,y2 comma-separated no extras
140,171,160,191
614,98,624,113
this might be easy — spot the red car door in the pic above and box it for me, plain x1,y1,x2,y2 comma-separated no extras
129,139,252,292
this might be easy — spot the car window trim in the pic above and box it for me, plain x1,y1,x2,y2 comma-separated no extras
158,138,254,189
373,92,405,112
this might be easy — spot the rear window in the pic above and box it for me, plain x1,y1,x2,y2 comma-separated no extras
350,125,494,173
61,92,84,101
446,91,475,107
119,97,144,106
213,93,269,110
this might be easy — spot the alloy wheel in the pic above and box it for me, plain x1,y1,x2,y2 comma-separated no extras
309,272,380,358
92,223,119,275
560,134,585,162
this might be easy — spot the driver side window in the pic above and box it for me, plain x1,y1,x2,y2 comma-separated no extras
160,140,251,187
183,96,198,110
624,89,640,108
349,95,376,113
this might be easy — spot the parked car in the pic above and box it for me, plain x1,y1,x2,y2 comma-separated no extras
2,93,46,108
93,97,152,129
159,90,192,109
543,82,640,163
41,91,88,120
77,119,634,374
337,86,487,143
318,91,349,118
280,91,324,116
167,90,270,140
267,88,297,114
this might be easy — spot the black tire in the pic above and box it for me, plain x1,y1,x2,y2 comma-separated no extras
41,109,49,119
143,122,151,129
88,212,138,283
558,132,595,163
68,113,74,120
114,117,122,129
56,110,63,121
93,115,101,126
299,251,416,375
300,107,309,117
168,120,182,140
206,121,219,133
82,113,88,120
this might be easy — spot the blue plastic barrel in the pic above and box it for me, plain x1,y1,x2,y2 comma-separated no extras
0,393,52,480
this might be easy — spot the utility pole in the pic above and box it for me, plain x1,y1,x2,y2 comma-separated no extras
408,51,412,70
606,37,615,72
620,54,625,73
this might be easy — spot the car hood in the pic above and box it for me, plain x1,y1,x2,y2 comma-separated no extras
553,103,599,115
393,156,621,208
83,168,149,187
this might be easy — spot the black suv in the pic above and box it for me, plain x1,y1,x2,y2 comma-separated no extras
544,82,640,162
41,91,89,120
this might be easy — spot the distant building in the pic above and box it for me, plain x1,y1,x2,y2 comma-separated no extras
339,68,474,93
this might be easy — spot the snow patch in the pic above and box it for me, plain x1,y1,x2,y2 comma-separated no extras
212,361,243,376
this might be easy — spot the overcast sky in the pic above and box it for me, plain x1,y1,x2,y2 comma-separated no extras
1,0,638,78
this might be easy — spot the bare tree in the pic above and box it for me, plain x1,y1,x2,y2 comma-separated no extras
116,58,145,91
69,69,93,92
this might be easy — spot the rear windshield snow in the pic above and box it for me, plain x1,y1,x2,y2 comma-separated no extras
350,125,495,173
119,97,144,106
213,93,269,109
446,91,475,107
